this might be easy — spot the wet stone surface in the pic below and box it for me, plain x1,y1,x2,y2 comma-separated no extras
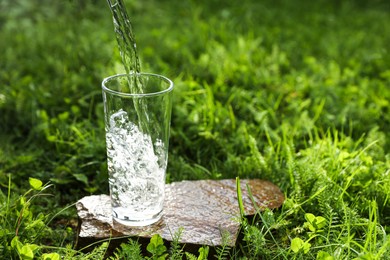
76,179,284,247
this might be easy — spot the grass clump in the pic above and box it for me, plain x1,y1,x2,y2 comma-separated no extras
1,0,390,258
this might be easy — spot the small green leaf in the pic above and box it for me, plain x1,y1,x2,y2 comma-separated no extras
316,251,335,260
147,234,167,257
58,111,69,121
291,237,311,254
147,242,156,253
291,237,304,253
47,135,57,142
305,213,316,223
305,213,327,232
150,234,164,246
20,196,26,206
42,253,61,260
315,216,327,229
11,237,38,260
302,241,311,254
20,246,34,260
11,236,22,252
198,246,209,260
73,173,89,186
20,244,38,260
29,177,43,191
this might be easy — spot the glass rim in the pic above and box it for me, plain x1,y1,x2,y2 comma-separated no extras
102,72,174,97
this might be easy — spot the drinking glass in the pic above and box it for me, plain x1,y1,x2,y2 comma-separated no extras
102,73,173,226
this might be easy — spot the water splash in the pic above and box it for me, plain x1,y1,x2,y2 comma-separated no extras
106,109,165,221
106,0,143,93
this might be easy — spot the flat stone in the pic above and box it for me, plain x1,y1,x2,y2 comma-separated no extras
76,179,284,247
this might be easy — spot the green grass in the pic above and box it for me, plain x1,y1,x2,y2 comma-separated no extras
1,0,390,258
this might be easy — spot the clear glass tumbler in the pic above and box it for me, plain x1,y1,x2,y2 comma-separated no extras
102,73,173,226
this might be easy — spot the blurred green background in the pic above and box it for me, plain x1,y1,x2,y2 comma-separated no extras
1,0,389,191
2,0,390,207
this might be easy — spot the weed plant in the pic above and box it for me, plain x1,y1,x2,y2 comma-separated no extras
1,0,390,258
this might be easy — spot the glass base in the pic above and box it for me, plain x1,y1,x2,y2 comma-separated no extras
112,209,163,227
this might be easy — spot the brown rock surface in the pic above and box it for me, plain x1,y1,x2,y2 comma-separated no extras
76,179,284,247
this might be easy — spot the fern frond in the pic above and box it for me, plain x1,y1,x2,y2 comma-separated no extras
215,229,231,260
109,239,143,260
